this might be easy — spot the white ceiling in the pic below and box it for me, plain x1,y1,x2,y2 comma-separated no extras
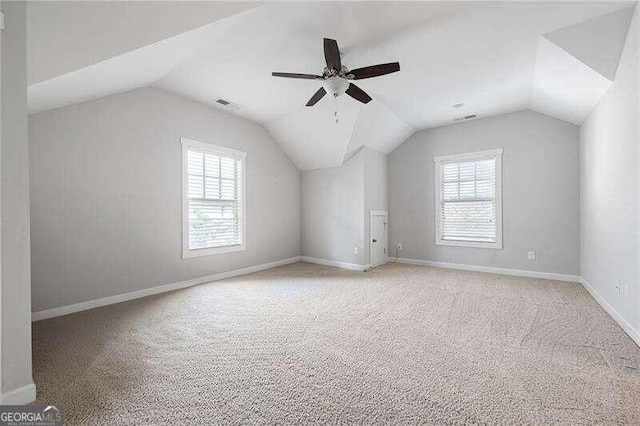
544,7,635,81
28,1,636,171
531,5,635,124
27,1,261,84
28,12,254,114
531,37,612,125
156,2,474,122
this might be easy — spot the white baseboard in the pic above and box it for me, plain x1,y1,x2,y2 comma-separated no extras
395,258,580,282
31,254,639,350
579,277,640,347
365,258,390,271
32,256,302,321
301,256,367,271
394,257,639,347
1,382,36,405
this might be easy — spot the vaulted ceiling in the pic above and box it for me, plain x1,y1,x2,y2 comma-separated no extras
28,1,636,170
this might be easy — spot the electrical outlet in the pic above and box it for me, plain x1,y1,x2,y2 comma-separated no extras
528,251,536,261
618,277,629,298
353,246,358,255
397,243,403,250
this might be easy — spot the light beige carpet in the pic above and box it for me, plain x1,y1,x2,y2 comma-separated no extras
33,262,640,424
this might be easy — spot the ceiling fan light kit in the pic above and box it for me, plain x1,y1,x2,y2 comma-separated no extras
324,76,350,98
272,37,400,107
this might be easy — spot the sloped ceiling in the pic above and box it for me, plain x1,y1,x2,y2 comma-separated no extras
27,1,636,171
27,1,261,85
530,6,635,124
28,13,253,114
530,37,613,125
544,7,635,81
264,96,362,171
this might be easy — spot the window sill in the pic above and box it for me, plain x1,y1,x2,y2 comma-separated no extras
436,239,502,249
182,244,246,259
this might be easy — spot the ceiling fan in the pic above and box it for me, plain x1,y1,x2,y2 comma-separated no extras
272,38,400,107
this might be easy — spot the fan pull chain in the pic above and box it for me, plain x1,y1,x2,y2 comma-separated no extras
334,96,339,124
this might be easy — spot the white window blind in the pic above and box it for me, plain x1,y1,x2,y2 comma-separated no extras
435,149,502,249
182,139,246,258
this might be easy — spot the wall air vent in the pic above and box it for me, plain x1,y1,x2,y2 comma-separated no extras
453,114,477,123
215,99,230,105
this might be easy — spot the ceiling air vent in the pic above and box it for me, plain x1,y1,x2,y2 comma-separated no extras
453,114,477,123
214,98,240,109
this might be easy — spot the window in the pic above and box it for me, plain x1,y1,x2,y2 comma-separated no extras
182,138,246,258
434,149,502,249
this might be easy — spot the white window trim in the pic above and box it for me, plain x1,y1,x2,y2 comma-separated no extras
181,137,247,259
434,148,503,249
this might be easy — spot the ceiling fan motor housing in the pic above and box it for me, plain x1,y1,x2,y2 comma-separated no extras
324,76,349,98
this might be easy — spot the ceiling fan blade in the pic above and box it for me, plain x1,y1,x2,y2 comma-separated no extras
306,87,327,106
323,38,342,71
349,62,400,80
272,72,322,80
345,83,372,104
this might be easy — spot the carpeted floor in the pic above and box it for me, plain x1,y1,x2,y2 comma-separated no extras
33,262,640,424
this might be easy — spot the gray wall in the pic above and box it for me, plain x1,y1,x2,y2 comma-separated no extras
389,110,580,274
29,87,300,312
1,1,35,399
580,6,639,334
363,147,389,264
300,150,365,265
300,146,388,267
